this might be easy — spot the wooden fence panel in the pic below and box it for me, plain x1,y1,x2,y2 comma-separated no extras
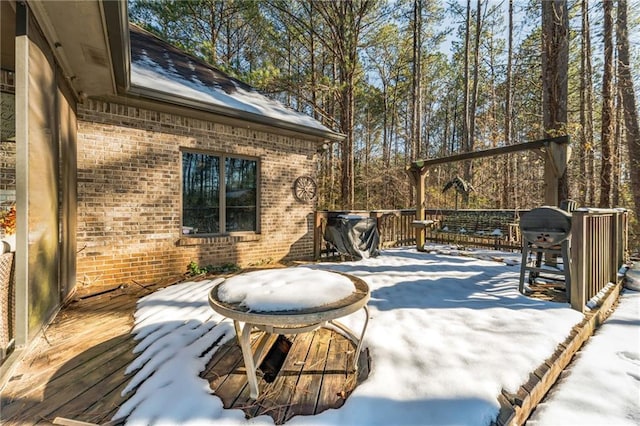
570,209,628,312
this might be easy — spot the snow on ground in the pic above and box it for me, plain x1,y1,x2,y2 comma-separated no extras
527,289,640,426
116,247,593,425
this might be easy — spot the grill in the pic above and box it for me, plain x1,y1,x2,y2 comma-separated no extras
518,206,573,297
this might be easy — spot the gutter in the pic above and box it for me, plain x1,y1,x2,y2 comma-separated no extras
101,0,130,92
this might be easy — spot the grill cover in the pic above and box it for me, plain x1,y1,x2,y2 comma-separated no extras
324,215,380,259
520,206,572,248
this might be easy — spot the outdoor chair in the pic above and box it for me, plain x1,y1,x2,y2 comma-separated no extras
0,251,15,360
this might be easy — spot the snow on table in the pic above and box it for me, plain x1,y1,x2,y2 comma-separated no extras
217,267,356,312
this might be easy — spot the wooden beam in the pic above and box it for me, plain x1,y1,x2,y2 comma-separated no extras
415,173,426,251
408,136,569,171
543,140,570,206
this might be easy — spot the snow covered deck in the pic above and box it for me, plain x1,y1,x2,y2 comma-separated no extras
0,274,370,426
0,247,628,425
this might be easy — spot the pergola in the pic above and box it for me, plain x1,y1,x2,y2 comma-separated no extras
406,135,571,251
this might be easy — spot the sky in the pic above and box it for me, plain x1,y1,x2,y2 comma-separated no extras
112,246,640,425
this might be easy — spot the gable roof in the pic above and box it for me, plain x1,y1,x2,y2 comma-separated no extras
126,24,343,141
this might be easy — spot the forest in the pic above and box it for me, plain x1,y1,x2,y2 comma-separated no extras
128,0,640,245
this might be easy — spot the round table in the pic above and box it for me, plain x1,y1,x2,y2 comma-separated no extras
208,270,370,399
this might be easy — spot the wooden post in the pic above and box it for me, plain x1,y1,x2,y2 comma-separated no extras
313,211,324,260
369,211,384,245
543,141,570,206
609,212,619,284
543,160,558,207
570,210,587,312
415,169,426,251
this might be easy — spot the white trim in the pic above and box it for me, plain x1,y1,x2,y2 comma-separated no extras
14,26,29,349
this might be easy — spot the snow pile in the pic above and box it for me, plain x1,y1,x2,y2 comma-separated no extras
527,289,640,425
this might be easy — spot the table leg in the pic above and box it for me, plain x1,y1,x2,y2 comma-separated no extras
353,305,370,370
330,305,370,370
236,320,260,399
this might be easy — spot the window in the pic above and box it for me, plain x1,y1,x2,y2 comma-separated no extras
182,151,258,235
1,70,15,142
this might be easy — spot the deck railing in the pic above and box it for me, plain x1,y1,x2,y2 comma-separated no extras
314,209,523,258
570,208,628,311
314,209,523,259
421,209,523,251
314,207,629,312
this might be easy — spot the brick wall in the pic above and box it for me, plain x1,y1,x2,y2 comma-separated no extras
76,98,318,290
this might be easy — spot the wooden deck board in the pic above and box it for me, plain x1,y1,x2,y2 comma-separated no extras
28,331,132,384
285,329,331,419
1,276,370,425
69,374,132,425
315,330,350,415
2,339,133,418
3,333,136,424
35,339,138,425
201,327,368,425
0,278,182,426
250,334,309,423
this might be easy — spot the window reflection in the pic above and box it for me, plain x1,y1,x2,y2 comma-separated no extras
182,151,257,235
225,157,256,232
182,152,220,234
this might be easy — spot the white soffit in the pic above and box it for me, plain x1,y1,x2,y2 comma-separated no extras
28,0,116,97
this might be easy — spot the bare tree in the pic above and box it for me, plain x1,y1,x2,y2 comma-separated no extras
501,0,514,209
599,0,615,208
579,0,595,206
462,0,471,156
462,0,483,205
409,0,423,207
541,0,569,205
315,1,376,209
616,0,640,221
411,0,422,161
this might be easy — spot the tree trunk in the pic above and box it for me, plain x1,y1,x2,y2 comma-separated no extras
469,0,481,153
616,0,640,219
316,0,373,210
409,0,422,207
599,0,615,208
579,0,595,206
501,0,513,209
463,0,471,155
309,1,318,120
411,0,422,161
462,0,482,205
340,70,355,209
468,0,483,202
541,0,569,206
613,80,622,207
